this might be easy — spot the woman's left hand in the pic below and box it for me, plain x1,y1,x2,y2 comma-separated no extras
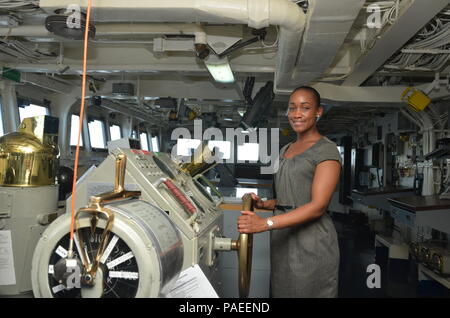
237,211,268,234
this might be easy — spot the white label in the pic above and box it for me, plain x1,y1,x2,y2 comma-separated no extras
55,246,68,258
0,230,16,286
166,264,218,298
109,271,139,280
52,284,66,294
106,251,134,269
100,235,119,264
48,265,54,275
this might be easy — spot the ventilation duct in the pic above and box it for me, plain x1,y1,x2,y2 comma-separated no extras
39,0,306,93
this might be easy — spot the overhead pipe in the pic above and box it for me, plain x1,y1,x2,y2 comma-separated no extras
39,0,307,93
0,23,207,44
275,0,366,93
95,23,207,44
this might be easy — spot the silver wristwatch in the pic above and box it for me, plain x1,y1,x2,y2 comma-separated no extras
266,218,274,230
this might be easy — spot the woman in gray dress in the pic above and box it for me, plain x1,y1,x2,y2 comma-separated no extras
237,86,341,298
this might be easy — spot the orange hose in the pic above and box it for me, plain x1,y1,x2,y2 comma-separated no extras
69,0,93,243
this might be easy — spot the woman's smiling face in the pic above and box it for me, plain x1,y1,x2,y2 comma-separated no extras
287,89,322,134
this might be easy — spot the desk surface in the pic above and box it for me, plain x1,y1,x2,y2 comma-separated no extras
352,186,414,196
388,195,450,212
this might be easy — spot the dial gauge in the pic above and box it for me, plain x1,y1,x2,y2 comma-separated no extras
47,228,139,298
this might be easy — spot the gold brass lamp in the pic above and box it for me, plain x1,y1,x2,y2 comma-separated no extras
0,115,59,187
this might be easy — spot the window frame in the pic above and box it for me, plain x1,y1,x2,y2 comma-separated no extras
234,132,260,164
18,101,50,123
109,123,122,141
69,113,85,148
151,135,160,152
139,131,150,151
87,116,108,151
236,142,260,163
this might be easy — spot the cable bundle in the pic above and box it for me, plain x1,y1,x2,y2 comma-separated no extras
0,0,39,12
385,8,450,71
0,39,51,61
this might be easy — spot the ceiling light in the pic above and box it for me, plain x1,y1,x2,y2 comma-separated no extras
204,55,234,83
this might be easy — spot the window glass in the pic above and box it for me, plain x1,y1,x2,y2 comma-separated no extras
19,103,49,122
235,188,258,198
110,124,122,141
237,143,259,161
177,138,201,156
70,115,83,146
140,132,149,151
88,119,106,149
208,140,231,160
131,129,138,139
151,136,160,152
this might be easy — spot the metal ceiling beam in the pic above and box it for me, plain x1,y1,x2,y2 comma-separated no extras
98,98,157,123
5,63,275,75
312,82,450,104
342,0,450,87
20,72,74,94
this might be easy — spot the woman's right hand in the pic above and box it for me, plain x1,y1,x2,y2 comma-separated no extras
245,192,264,209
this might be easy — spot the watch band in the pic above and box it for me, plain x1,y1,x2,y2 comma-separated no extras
266,218,274,230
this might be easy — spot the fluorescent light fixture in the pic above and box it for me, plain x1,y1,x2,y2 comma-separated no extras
204,55,235,83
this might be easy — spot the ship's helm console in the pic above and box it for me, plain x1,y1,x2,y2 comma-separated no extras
30,142,254,297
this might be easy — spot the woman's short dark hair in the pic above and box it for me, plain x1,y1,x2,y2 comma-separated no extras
291,86,321,107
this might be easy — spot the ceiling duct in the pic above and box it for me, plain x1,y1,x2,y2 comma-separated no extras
39,0,307,93
276,0,365,92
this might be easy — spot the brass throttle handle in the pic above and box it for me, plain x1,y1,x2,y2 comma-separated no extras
231,193,254,298
75,154,139,286
90,154,141,204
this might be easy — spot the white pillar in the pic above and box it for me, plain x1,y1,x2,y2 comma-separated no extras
0,81,20,133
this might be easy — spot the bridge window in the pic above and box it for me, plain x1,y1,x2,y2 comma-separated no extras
110,124,122,141
19,103,49,122
140,132,149,151
208,140,231,160
237,143,259,162
176,138,201,156
70,114,83,147
88,119,106,149
235,187,258,198
151,136,160,152
131,127,138,139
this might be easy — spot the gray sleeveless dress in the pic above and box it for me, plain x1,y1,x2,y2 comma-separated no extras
271,137,341,298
